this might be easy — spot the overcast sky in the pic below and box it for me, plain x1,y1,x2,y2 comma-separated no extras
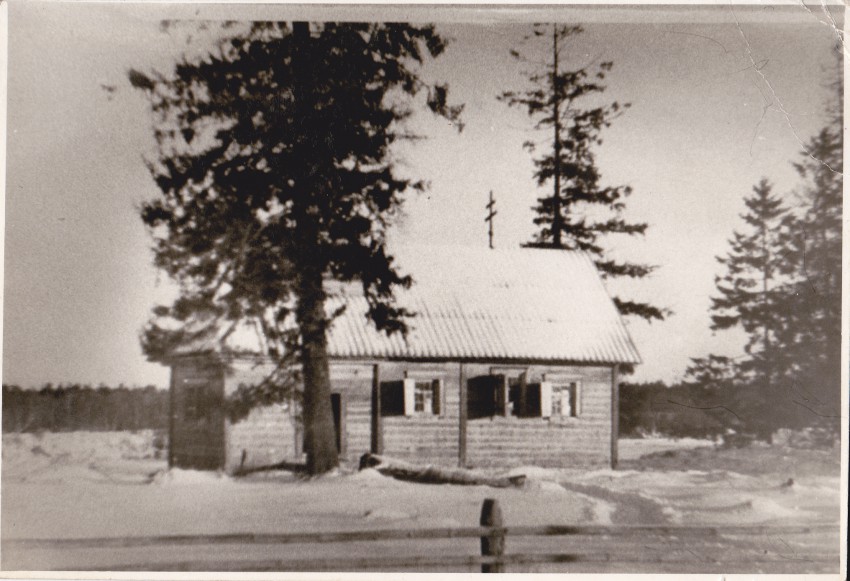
3,3,843,388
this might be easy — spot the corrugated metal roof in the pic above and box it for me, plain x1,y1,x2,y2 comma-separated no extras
174,245,641,365
324,246,640,364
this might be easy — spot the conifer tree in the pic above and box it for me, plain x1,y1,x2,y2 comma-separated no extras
131,22,462,474
710,179,792,388
695,65,842,434
775,97,842,425
683,355,737,390
499,24,664,322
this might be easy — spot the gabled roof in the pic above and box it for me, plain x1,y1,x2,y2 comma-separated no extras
173,245,641,365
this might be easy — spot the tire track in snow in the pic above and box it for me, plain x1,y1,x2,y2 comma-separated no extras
558,482,669,525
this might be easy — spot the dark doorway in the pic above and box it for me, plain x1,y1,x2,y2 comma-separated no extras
172,366,225,471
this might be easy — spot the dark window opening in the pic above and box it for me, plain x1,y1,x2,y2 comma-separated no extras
380,380,405,417
467,375,504,419
509,379,542,418
468,373,555,419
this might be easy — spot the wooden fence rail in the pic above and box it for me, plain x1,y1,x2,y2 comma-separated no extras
6,523,838,550
2,499,841,573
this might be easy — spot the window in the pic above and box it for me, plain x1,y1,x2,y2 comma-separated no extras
467,375,505,419
381,378,442,416
543,381,581,418
465,378,582,419
414,381,433,413
380,381,405,416
507,374,543,418
469,373,551,419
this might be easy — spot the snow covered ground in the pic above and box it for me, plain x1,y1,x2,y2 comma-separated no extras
1,431,842,573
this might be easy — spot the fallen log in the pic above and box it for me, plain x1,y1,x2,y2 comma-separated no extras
359,453,526,488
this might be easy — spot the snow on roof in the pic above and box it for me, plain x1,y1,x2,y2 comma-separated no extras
173,245,641,365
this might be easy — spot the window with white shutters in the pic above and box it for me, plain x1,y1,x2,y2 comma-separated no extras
382,378,442,416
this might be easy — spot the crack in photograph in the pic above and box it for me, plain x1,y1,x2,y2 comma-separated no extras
1,2,846,576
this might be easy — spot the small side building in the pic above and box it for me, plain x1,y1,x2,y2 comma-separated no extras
163,246,641,473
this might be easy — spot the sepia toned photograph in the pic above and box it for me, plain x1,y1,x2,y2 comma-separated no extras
1,2,846,575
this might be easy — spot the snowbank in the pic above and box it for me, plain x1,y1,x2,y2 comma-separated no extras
149,468,232,486
1,431,839,554
2,430,164,485
618,436,716,461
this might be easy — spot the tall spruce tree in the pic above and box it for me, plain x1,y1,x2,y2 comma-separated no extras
131,22,462,475
499,24,664,322
710,179,792,389
775,99,843,425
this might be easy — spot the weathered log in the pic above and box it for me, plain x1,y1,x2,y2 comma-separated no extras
359,453,526,488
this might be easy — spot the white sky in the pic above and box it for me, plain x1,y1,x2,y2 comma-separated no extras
2,3,843,388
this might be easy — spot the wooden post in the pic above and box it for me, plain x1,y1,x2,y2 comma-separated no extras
217,365,227,472
371,364,383,455
458,363,468,468
168,367,176,468
480,498,505,573
611,364,620,470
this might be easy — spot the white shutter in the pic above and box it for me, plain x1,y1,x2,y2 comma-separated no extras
574,382,582,416
403,378,416,416
540,381,553,418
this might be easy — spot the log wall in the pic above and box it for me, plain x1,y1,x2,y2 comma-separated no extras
462,363,613,468
369,361,460,466
171,356,616,473
223,358,301,473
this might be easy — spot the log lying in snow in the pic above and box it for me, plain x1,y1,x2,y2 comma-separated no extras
359,453,526,488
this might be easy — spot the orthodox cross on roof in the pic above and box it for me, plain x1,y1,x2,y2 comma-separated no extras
485,190,497,249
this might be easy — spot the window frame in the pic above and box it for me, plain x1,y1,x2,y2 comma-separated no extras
490,368,530,418
548,381,582,419
382,376,443,417
413,380,434,414
405,377,443,417
470,371,553,420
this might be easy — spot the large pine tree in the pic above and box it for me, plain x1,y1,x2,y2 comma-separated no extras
131,22,462,475
499,24,664,322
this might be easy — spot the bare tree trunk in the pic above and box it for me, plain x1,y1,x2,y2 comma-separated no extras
552,25,563,248
296,265,340,475
760,217,772,391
